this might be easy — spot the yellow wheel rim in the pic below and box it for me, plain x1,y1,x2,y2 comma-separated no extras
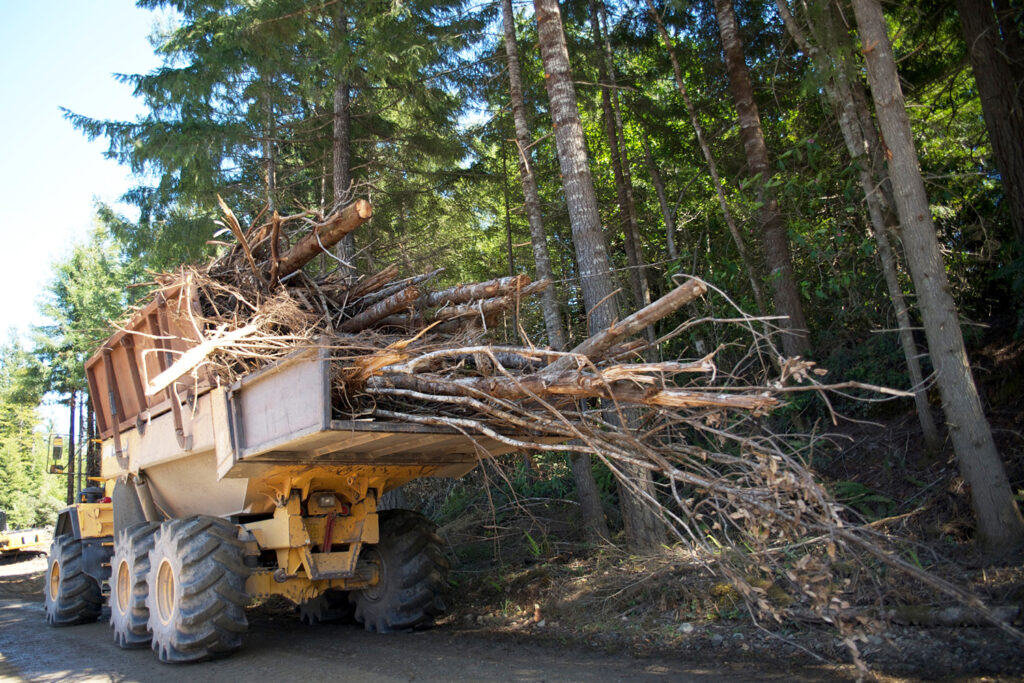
156,559,175,625
48,560,60,601
115,559,131,614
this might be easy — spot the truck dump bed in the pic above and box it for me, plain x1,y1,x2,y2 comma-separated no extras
85,283,523,519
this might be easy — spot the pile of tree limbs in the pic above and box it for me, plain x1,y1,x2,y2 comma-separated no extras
147,199,778,421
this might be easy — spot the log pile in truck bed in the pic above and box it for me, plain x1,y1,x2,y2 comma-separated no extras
94,198,856,571
123,198,783,427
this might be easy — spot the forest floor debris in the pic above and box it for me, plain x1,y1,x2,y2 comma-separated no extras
438,499,1024,680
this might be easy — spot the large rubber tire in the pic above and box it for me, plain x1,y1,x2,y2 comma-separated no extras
350,509,449,633
44,535,103,626
298,589,353,625
146,516,250,663
110,522,160,648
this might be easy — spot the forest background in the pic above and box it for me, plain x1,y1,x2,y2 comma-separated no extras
1,0,1022,599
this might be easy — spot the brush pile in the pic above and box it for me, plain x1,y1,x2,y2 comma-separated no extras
130,200,1021,666
146,199,786,423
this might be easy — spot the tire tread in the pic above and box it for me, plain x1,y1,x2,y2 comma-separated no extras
44,535,103,627
146,516,249,663
351,509,449,634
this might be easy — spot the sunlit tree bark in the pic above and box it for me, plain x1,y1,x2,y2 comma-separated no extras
852,0,1024,551
534,0,663,550
501,0,608,542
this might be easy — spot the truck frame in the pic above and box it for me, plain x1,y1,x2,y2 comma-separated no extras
44,285,517,662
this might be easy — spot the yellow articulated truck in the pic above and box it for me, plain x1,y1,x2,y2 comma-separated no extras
44,287,517,663
0,511,49,557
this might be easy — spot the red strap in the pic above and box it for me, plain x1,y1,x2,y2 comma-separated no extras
323,511,336,554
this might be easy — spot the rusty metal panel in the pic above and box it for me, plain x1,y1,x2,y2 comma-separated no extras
85,282,211,439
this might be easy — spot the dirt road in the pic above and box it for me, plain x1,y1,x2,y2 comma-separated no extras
0,555,837,682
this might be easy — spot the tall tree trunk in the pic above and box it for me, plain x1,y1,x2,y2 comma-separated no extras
638,125,678,261
77,393,85,495
533,0,662,550
262,79,276,212
956,0,1024,246
645,1,766,316
501,135,516,278
589,0,652,316
532,0,617,331
776,0,940,450
66,389,76,505
852,0,1024,551
333,3,355,276
86,398,99,479
712,0,810,357
501,0,567,353
501,0,608,541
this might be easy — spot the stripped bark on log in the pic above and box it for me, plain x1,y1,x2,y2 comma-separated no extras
144,323,262,396
422,274,531,308
545,278,707,374
430,279,551,321
605,339,648,360
366,371,776,412
432,294,522,322
216,195,265,287
357,268,444,308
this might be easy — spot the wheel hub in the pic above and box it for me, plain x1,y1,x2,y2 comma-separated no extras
156,559,176,625
115,559,131,615
48,560,60,601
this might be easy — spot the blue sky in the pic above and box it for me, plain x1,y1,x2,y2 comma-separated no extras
0,1,164,338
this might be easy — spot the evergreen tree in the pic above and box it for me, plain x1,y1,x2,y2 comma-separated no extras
0,336,60,528
34,221,142,502
66,0,485,277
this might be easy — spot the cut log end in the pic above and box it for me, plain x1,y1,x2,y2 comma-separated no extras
353,199,372,219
